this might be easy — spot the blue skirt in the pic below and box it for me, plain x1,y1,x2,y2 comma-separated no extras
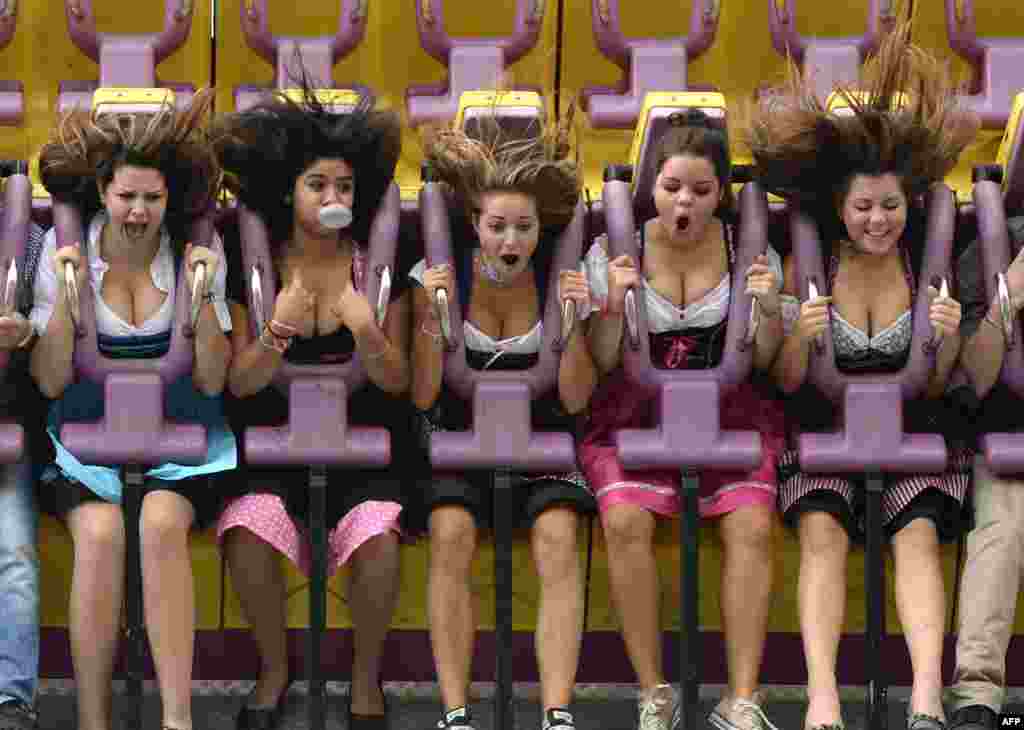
43,371,237,505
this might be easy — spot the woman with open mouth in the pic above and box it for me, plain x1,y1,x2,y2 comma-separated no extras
749,21,975,730
29,90,235,730
581,109,787,730
411,110,597,730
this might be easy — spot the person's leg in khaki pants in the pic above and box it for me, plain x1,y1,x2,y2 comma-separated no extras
949,457,1024,728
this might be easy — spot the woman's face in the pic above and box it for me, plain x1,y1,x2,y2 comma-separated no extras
840,173,908,257
653,154,722,245
473,191,540,283
292,158,355,238
101,165,168,243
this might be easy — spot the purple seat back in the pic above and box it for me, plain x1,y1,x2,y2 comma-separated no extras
766,0,895,104
582,0,720,129
406,0,545,128
973,176,1024,473
975,177,1024,396
235,0,372,111
60,0,197,112
0,169,33,463
792,185,954,473
237,183,400,467
51,203,214,466
1002,106,1024,215
945,0,1024,130
420,180,579,471
0,2,22,126
601,176,764,470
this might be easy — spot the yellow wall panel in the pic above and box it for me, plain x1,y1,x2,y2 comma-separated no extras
40,521,223,631
216,0,559,199
15,0,212,190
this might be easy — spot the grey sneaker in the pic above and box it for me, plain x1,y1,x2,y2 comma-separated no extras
908,713,946,730
0,701,37,730
436,707,475,730
708,691,779,730
637,684,680,730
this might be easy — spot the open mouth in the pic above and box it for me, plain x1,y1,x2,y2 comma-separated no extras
676,215,690,232
500,254,520,266
124,222,147,240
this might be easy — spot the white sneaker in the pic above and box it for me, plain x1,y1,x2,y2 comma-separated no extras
637,684,680,730
709,691,779,730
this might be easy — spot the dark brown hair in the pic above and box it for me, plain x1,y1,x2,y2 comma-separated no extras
39,88,221,246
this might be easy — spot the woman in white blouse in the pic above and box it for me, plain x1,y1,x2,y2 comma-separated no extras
29,91,234,730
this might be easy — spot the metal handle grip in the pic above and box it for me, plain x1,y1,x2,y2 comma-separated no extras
63,260,82,337
556,298,577,351
743,297,761,350
250,264,266,337
434,288,454,351
624,286,640,350
807,279,826,355
376,265,391,328
2,257,16,314
998,272,1016,350
188,261,206,337
925,277,950,354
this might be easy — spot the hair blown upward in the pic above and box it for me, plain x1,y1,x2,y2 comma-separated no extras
421,104,582,234
211,84,401,246
746,21,976,212
39,89,221,244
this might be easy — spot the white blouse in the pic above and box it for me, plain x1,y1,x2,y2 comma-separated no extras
31,211,232,337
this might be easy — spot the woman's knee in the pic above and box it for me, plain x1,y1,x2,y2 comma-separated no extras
601,504,655,553
532,507,580,580
69,502,125,557
797,510,850,558
140,490,194,554
429,505,477,562
720,504,776,553
891,516,940,558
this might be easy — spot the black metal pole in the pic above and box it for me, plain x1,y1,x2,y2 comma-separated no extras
493,467,514,730
123,465,146,730
865,473,888,730
309,465,328,730
679,469,700,730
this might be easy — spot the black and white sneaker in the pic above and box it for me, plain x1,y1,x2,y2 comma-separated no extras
436,706,475,730
543,708,577,730
0,701,37,730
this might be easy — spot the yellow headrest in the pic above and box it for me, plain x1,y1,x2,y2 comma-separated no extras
279,88,361,112
626,91,727,185
825,90,910,116
995,92,1024,192
91,88,176,116
454,90,545,128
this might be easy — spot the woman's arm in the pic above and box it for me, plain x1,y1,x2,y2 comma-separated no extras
226,303,286,398
557,268,598,414
188,244,232,396
410,283,445,411
349,290,410,396
30,239,83,399
771,255,829,394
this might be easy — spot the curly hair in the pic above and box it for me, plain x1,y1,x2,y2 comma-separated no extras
211,82,401,249
39,88,221,246
746,19,977,236
421,103,581,236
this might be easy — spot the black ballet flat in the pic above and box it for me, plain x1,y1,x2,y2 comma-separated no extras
235,676,294,730
347,678,389,730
